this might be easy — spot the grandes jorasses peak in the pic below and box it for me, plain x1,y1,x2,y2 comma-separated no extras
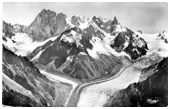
27,9,67,41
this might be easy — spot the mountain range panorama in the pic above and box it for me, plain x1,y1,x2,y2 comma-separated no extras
3,9,152,60
2,8,168,107
3,9,131,41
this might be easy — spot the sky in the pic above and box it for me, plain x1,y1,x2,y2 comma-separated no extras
2,2,168,34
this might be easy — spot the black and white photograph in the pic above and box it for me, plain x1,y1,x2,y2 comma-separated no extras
1,1,168,107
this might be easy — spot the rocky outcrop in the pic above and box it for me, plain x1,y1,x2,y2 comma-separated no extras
110,29,148,60
110,32,127,52
124,37,148,60
92,16,117,34
70,15,88,27
13,24,28,33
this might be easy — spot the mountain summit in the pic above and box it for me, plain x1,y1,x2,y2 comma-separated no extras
27,9,67,41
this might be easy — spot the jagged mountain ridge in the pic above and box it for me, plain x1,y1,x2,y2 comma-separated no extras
2,9,127,41
2,9,133,58
26,22,127,82
3,9,167,82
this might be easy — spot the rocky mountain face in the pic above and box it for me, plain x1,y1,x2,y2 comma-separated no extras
110,29,148,60
27,9,67,41
92,16,118,34
28,27,121,82
2,46,56,106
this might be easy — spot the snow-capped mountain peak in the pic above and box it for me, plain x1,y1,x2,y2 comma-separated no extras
3,9,168,63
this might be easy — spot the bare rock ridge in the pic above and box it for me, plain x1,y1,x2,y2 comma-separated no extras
3,9,122,41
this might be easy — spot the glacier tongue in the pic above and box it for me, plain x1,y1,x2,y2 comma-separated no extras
77,61,142,107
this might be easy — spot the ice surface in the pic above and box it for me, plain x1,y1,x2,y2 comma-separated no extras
140,33,168,57
3,33,58,56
